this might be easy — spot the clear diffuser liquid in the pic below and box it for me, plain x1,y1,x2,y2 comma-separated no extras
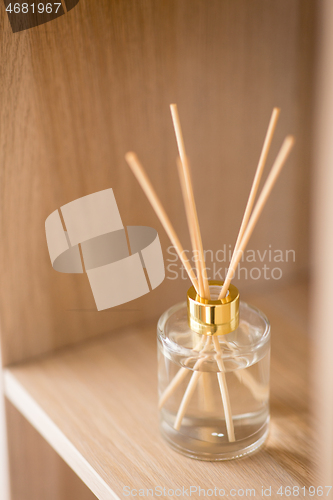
157,301,270,460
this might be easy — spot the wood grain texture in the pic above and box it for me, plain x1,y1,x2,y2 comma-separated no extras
0,0,315,367
5,400,97,500
4,281,315,500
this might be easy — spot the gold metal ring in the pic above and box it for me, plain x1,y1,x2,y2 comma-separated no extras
187,280,239,335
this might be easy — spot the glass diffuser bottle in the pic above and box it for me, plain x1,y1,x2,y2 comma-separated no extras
157,281,270,461
126,103,293,461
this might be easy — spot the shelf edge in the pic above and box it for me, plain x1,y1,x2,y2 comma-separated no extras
3,369,120,500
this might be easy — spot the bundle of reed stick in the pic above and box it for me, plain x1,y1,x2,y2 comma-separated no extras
125,105,294,442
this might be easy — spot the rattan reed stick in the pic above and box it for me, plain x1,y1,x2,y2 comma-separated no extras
174,336,212,431
169,103,233,434
158,336,205,409
177,158,205,297
125,152,199,294
171,104,210,299
213,336,235,442
219,135,295,299
226,108,280,281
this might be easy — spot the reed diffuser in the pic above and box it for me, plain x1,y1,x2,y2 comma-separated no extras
125,105,294,461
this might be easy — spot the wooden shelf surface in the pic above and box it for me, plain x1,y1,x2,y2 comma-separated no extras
3,281,312,500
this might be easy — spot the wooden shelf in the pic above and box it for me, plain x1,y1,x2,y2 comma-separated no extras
3,281,311,500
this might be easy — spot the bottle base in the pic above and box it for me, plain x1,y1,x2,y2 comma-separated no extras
160,415,270,461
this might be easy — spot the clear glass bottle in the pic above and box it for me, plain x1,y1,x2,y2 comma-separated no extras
157,281,270,461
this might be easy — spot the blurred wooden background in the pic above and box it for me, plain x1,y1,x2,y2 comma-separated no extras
0,1,318,499
0,0,315,369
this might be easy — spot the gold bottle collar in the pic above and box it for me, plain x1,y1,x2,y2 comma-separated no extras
187,280,239,336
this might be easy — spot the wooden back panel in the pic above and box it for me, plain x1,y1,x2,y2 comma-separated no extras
0,0,314,366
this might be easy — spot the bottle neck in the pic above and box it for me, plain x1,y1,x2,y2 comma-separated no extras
187,280,239,336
